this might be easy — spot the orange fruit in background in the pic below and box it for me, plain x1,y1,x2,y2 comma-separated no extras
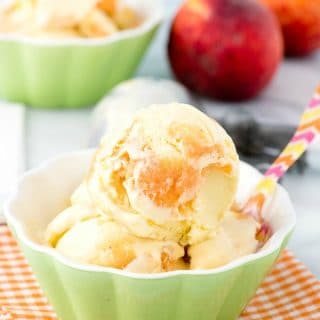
168,0,283,101
261,0,320,56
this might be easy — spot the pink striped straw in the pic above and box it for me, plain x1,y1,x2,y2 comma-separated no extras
242,85,320,242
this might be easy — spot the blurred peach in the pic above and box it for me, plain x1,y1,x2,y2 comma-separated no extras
168,0,283,101
262,0,320,56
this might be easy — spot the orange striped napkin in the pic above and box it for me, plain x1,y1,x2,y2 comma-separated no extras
1,225,319,320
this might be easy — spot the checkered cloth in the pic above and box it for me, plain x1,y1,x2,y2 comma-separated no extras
1,225,319,320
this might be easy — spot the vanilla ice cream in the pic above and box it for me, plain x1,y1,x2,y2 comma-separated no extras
53,216,184,271
46,103,260,272
35,0,98,28
46,192,184,272
189,211,259,269
0,0,141,38
87,103,239,246
90,78,192,143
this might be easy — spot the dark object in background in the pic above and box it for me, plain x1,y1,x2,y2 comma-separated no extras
219,111,308,175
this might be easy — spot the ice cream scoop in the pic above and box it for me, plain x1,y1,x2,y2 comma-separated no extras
90,78,192,144
86,103,239,246
46,103,254,273
46,202,184,272
35,0,98,28
0,0,141,38
55,216,184,271
189,211,259,269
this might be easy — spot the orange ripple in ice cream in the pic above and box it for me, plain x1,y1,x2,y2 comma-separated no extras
86,103,239,246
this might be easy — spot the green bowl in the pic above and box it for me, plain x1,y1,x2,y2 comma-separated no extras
4,150,296,320
0,2,162,109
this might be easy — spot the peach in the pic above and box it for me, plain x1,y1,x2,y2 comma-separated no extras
168,0,283,101
261,0,320,56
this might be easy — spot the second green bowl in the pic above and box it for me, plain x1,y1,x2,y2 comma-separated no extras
0,1,162,109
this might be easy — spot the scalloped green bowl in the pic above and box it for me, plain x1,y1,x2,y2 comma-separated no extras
4,150,295,320
0,2,161,109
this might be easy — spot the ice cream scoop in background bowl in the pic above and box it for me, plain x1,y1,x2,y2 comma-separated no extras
90,78,193,145
4,149,295,320
0,0,162,109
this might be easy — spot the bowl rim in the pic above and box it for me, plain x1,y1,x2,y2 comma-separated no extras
0,0,163,47
3,149,296,280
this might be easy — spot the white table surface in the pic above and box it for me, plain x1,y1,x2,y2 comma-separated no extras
24,1,320,278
